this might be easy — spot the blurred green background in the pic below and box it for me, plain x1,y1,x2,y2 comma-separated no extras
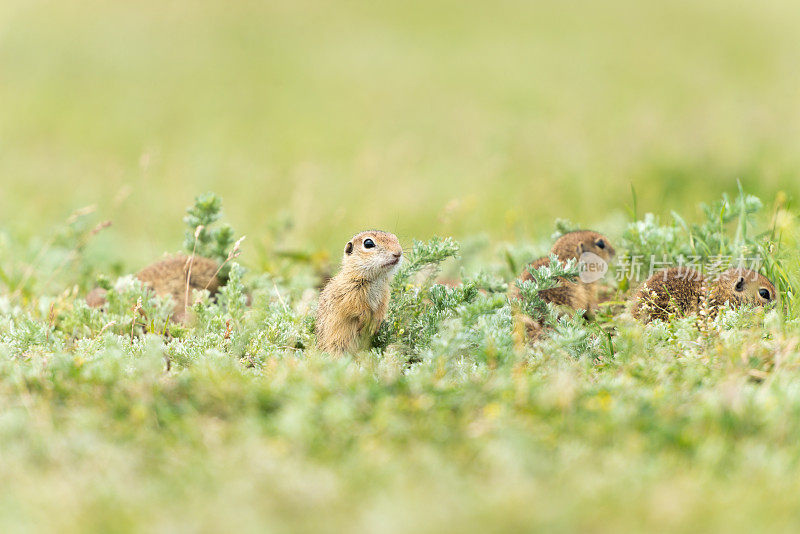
2,0,799,266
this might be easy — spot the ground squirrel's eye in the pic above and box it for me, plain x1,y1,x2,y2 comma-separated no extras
363,238,375,249
596,239,605,250
734,277,745,292
759,288,771,300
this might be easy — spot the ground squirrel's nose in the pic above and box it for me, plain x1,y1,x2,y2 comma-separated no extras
393,252,402,258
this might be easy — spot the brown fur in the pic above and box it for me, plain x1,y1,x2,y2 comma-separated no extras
708,268,777,310
316,231,403,354
632,268,706,323
633,267,777,323
549,231,617,264
511,230,616,317
85,288,109,309
86,254,222,323
137,255,221,323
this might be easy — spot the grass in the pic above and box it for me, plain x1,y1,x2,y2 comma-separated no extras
3,0,800,532
0,190,798,533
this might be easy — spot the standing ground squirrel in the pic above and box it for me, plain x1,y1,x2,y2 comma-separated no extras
511,230,616,317
633,267,777,323
316,230,403,354
86,254,222,323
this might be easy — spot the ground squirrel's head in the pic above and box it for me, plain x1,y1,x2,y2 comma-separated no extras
714,268,777,307
552,230,616,263
341,230,403,280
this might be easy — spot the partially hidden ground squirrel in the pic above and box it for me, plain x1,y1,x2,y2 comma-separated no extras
511,230,616,318
633,267,777,323
86,254,222,323
316,230,403,354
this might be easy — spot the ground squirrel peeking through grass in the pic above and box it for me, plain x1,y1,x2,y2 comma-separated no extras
631,267,705,323
511,230,616,318
316,230,403,354
633,267,777,323
86,254,222,323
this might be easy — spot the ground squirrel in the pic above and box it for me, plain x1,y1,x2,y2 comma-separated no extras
86,254,222,323
633,267,777,323
631,268,705,323
709,268,777,310
316,230,403,354
511,230,616,317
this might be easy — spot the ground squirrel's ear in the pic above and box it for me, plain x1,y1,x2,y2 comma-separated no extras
345,242,353,255
577,243,585,255
734,277,745,292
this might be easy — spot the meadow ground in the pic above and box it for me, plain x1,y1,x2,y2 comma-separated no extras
2,0,800,532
